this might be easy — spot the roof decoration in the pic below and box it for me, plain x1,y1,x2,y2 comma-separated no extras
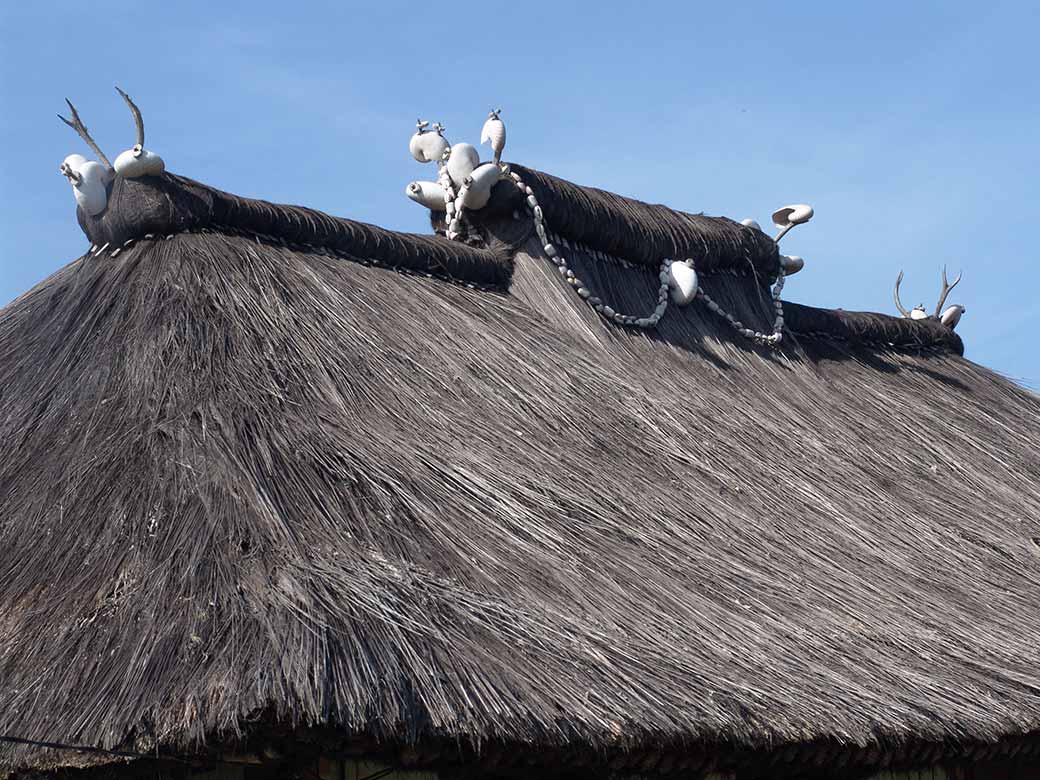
58,153,110,216
111,87,165,178
771,203,814,243
49,89,968,356
404,110,823,346
894,266,966,330
406,116,511,241
57,88,164,217
57,100,113,217
3,91,1020,778
521,165,793,342
480,109,506,165
408,119,448,164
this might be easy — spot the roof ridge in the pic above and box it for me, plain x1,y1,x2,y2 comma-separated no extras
500,163,781,278
75,172,515,288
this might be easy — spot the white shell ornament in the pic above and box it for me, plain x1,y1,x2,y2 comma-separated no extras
772,204,814,228
740,218,762,231
114,147,165,178
446,143,480,187
112,87,165,178
480,109,506,166
57,100,113,216
940,304,965,329
459,163,500,210
405,181,447,210
771,203,814,243
60,153,88,173
72,160,111,216
409,129,449,164
780,254,804,275
667,260,699,305
910,305,929,320
409,129,426,161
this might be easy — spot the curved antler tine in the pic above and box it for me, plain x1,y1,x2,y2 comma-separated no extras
893,270,911,318
115,87,145,148
58,99,112,169
933,265,964,317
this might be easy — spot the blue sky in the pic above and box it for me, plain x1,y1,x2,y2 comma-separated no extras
1,1,1037,387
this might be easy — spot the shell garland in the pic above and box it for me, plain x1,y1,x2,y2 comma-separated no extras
509,170,672,329
510,169,785,343
407,110,788,344
698,270,785,346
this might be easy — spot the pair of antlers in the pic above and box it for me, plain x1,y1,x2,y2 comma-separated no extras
893,266,962,319
58,87,145,169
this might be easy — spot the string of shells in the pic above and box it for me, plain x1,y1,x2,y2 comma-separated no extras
507,169,788,342
698,273,785,345
510,169,673,328
406,109,792,344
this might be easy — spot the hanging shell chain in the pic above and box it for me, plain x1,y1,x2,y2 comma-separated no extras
442,167,786,344
698,267,786,346
437,150,464,240
508,171,672,328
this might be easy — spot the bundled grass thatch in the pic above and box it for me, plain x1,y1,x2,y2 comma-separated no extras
1,164,1038,778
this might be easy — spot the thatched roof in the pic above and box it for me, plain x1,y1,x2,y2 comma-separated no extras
1,162,1039,778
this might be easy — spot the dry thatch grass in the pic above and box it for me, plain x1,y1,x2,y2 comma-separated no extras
1,167,1038,777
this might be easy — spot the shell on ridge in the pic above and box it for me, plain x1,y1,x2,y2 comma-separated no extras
446,143,480,187
405,181,448,210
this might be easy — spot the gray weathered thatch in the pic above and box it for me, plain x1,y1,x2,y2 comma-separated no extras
1,163,1038,778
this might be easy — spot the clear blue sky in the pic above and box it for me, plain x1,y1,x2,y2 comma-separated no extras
2,1,1037,387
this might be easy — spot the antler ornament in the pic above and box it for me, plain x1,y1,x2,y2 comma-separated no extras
58,99,112,169
893,266,965,328
112,87,165,178
933,266,962,318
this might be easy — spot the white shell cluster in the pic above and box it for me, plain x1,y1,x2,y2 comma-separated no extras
405,112,512,238
60,153,110,216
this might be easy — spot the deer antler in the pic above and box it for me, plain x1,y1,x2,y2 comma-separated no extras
58,99,112,169
933,265,962,318
115,87,145,149
893,270,911,318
